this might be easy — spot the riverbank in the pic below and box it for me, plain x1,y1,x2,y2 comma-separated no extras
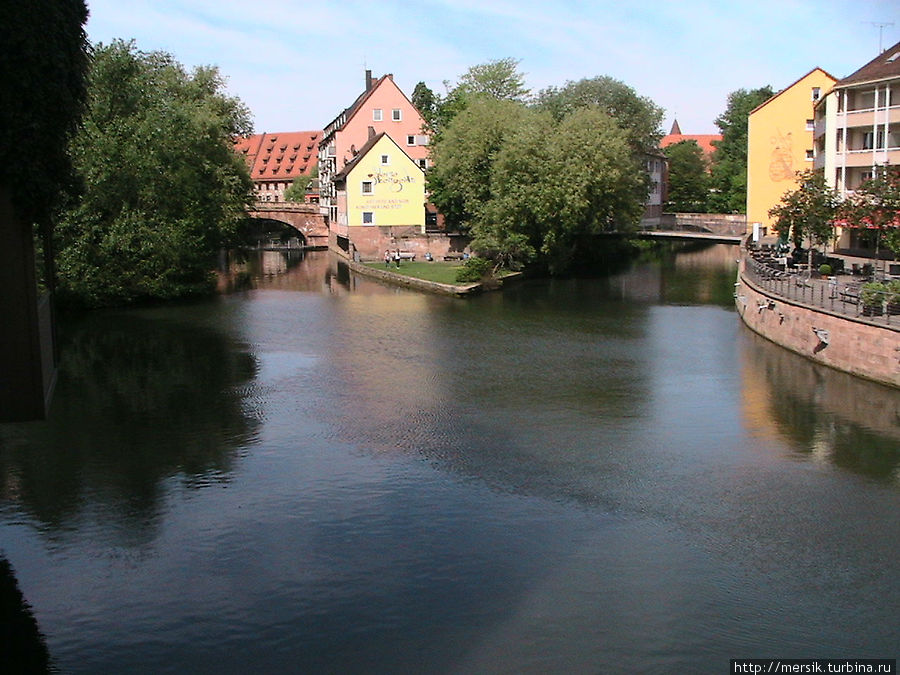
343,256,523,297
735,255,900,389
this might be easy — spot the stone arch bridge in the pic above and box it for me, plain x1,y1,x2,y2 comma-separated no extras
247,202,328,248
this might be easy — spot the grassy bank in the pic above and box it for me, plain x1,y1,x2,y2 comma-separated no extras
364,260,466,285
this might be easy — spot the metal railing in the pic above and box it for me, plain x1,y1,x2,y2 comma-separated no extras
742,257,900,328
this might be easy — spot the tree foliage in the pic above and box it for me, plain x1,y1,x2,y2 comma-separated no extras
430,97,645,274
533,76,664,153
456,57,530,102
55,40,254,307
768,170,838,250
663,140,709,212
708,86,774,213
0,0,89,224
835,165,900,255
283,164,318,202
411,81,437,129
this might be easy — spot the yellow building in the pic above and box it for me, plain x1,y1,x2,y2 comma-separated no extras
746,68,837,236
332,131,425,258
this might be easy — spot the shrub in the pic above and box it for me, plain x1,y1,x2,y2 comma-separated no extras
818,264,832,276
860,282,887,308
455,256,492,282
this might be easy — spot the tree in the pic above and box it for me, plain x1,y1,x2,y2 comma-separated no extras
663,140,709,212
533,76,664,153
467,107,645,274
283,164,318,202
457,57,530,102
55,40,254,307
768,170,838,251
428,58,529,141
708,86,774,213
426,97,530,232
411,81,437,130
835,165,900,256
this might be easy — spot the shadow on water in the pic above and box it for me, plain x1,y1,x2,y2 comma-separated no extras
0,313,260,540
0,556,52,673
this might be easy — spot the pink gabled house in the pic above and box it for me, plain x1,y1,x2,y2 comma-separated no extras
319,70,430,233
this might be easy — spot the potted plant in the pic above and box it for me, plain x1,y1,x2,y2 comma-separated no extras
860,281,887,316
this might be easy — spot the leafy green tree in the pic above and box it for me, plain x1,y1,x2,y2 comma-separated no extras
835,165,900,256
55,40,254,307
768,170,838,250
428,58,528,141
426,97,530,231
708,86,774,213
411,81,437,130
533,76,664,153
471,107,645,274
663,140,709,212
283,164,318,202
1,0,89,224
456,57,530,102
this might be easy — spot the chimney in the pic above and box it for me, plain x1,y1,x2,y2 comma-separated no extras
365,69,372,90
368,126,375,139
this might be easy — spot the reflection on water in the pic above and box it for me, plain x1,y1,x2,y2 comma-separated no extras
741,330,900,483
0,244,897,673
0,314,259,539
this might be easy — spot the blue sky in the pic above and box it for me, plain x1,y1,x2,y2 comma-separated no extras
85,0,900,136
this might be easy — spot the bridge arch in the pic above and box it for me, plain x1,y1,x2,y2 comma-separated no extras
246,203,329,248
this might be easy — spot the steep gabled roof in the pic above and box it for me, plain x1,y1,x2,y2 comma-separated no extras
748,67,838,116
332,131,422,183
234,130,322,181
836,40,900,87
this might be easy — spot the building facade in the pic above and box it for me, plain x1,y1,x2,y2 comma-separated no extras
746,68,837,234
331,131,425,258
813,42,900,252
234,130,322,204
319,71,429,229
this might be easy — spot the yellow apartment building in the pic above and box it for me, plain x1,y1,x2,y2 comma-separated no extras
746,68,837,236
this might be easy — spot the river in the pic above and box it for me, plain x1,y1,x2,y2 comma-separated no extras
1,245,897,673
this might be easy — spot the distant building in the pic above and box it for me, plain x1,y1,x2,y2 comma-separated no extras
747,68,837,234
660,120,721,165
319,71,429,230
331,131,425,258
813,41,900,254
234,130,322,204
643,151,667,222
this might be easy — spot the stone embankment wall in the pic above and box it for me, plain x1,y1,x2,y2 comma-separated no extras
736,260,900,388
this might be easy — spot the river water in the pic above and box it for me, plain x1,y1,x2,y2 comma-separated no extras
1,245,897,673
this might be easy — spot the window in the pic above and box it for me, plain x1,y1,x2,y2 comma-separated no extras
362,211,374,224
407,135,416,146
811,87,821,101
361,180,373,194
380,154,390,165
805,149,814,160
418,158,427,170
863,131,874,150
392,109,402,121
806,119,814,131
373,109,383,121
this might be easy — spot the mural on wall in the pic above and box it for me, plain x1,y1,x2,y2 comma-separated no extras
369,170,415,192
769,128,794,181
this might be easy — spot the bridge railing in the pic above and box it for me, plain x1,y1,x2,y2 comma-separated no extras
742,256,900,328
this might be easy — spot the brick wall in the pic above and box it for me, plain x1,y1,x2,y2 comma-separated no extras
736,261,900,388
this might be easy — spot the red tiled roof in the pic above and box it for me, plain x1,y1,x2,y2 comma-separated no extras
233,130,323,182
660,133,721,158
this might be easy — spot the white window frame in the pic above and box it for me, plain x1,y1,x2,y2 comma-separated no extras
811,87,821,101
361,180,373,195
380,154,390,165
392,108,402,121
373,109,383,122
407,135,415,146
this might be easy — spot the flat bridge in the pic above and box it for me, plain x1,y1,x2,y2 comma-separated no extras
637,230,743,245
248,202,328,248
637,213,746,245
